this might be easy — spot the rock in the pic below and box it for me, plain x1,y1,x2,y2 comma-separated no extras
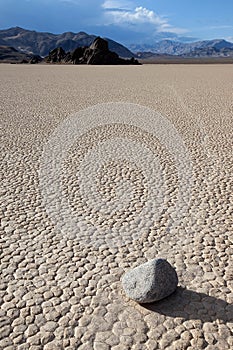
45,37,140,65
41,321,58,332
45,47,68,63
79,37,116,65
89,37,109,51
70,46,87,64
79,37,140,65
122,258,178,303
29,55,42,64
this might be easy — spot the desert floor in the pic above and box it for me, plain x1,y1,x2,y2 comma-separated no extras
0,64,232,350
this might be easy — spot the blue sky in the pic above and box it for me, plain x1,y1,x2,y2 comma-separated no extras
0,0,233,44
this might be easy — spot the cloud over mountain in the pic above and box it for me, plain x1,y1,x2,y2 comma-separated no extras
102,1,187,36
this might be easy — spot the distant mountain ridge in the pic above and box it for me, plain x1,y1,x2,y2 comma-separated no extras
0,27,134,58
131,39,233,57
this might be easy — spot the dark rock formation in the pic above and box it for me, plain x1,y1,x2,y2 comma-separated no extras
45,37,140,65
29,55,43,64
70,46,87,64
79,37,123,64
45,47,68,63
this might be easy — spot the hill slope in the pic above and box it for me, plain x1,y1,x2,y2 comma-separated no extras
0,45,42,63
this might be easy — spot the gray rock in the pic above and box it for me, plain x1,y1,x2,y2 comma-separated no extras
122,258,178,303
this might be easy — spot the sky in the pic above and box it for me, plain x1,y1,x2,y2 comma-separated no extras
0,0,233,45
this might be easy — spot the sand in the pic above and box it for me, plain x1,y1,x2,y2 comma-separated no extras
0,64,232,349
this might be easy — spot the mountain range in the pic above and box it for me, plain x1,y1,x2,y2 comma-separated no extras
0,27,134,58
0,27,233,61
131,39,233,57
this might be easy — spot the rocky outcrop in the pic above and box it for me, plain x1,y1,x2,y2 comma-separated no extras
45,47,68,63
78,37,137,65
29,55,43,64
45,37,140,65
70,46,87,64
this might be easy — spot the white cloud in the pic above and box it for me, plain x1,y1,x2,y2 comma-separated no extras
225,36,233,43
102,0,133,10
106,6,166,25
158,23,188,35
102,3,187,35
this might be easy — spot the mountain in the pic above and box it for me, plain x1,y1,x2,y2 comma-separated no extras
0,45,42,63
0,45,27,63
0,27,135,58
182,46,233,58
130,39,233,56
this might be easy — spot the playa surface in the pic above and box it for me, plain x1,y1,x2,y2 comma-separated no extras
1,64,232,349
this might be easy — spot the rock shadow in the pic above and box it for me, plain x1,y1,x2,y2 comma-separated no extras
143,287,232,322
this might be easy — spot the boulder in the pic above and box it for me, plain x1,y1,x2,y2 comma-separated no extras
70,46,87,64
122,258,178,303
45,47,68,63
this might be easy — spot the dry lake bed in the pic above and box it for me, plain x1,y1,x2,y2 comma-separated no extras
0,64,233,349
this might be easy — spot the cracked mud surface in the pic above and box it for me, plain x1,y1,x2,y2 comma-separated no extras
1,64,232,349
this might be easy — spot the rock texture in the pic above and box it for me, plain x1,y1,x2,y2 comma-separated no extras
70,46,86,64
45,37,140,65
122,259,178,303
